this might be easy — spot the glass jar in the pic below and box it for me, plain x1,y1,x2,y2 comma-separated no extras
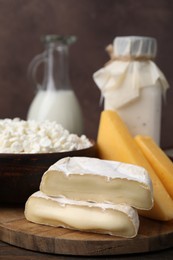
93,36,169,144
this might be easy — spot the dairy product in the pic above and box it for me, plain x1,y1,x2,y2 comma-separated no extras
25,191,139,238
27,90,83,135
97,110,173,221
93,36,169,144
40,156,153,210
106,84,162,144
135,135,173,200
0,118,91,153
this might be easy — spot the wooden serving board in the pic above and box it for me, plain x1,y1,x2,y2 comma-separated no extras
1,206,173,256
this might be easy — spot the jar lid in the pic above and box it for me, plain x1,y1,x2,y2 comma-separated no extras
112,36,157,58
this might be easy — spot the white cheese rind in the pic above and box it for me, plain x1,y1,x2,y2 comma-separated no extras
40,157,153,210
25,191,139,238
47,157,152,187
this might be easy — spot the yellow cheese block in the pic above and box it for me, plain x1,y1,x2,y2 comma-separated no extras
135,135,173,200
97,110,173,221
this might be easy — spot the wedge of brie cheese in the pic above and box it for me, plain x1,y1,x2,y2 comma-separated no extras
25,191,139,238
40,157,153,210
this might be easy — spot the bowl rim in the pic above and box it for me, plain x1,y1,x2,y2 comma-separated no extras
0,141,95,158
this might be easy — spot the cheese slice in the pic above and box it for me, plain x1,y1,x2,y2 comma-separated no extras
135,135,173,200
40,156,153,210
25,191,139,238
97,110,173,221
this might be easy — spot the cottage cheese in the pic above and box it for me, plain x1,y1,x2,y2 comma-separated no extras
0,118,92,153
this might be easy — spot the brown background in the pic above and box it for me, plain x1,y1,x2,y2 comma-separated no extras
0,0,172,148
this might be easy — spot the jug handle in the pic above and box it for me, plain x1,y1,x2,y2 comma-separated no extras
27,51,47,89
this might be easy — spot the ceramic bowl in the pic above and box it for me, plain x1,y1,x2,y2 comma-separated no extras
0,143,96,204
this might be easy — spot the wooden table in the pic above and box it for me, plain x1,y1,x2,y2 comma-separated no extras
1,240,173,259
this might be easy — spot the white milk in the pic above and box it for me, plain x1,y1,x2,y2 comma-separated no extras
93,37,169,145
105,84,162,144
27,90,83,135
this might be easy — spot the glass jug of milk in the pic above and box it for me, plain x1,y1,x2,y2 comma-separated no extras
27,35,83,135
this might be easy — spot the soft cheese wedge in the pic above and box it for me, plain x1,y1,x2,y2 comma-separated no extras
97,110,173,221
135,135,173,200
40,157,153,210
25,191,139,238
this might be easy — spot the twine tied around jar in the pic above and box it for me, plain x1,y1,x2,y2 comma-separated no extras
105,44,153,65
